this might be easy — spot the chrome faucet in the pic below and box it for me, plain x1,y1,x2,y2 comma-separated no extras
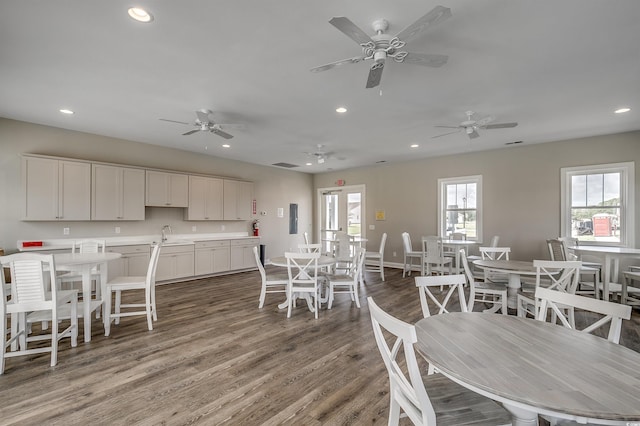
161,225,172,242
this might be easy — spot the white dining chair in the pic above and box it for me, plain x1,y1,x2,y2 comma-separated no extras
103,243,162,336
364,232,387,281
253,246,288,309
401,232,422,277
467,235,499,275
331,231,353,274
326,247,365,309
415,274,468,319
367,297,511,426
517,260,581,322
547,238,600,299
1,253,78,374
479,246,511,283
460,249,507,315
535,286,631,344
298,243,322,254
421,236,452,276
285,251,321,319
621,269,640,306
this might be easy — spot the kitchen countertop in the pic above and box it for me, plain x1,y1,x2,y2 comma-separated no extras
17,233,259,252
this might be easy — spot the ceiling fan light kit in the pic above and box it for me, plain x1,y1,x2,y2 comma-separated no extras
310,5,452,88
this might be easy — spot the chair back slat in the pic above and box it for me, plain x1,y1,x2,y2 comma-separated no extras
11,258,50,304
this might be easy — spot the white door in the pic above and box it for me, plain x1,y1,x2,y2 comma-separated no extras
318,185,365,252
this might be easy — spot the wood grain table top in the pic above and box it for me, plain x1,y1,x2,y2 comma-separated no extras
415,312,640,423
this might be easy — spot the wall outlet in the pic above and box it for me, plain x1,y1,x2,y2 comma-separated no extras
115,226,121,234
221,224,226,231
393,251,397,257
369,224,375,230
63,227,69,235
192,225,197,232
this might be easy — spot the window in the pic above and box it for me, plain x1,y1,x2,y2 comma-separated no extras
438,175,482,241
561,162,634,246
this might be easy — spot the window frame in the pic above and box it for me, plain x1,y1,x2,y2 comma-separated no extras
560,162,634,247
438,175,483,242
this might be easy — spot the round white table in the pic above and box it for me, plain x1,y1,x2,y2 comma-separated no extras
415,312,640,425
473,259,538,309
54,252,121,342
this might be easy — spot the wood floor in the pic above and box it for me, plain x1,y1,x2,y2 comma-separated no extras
1,267,639,425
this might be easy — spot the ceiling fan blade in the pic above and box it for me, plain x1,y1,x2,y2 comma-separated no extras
395,5,452,43
432,130,461,139
484,122,518,129
310,56,366,73
329,17,374,45
159,118,190,125
366,64,384,88
401,52,448,67
434,125,461,129
195,110,211,124
475,115,495,127
182,129,200,136
468,129,480,139
212,128,234,139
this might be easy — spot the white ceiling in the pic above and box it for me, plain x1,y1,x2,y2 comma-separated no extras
1,1,638,173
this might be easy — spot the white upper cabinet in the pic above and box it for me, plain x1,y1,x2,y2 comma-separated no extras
223,180,253,220
22,156,91,221
186,175,224,220
145,170,189,207
92,164,145,220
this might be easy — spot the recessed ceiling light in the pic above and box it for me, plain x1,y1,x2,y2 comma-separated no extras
306,162,313,166
410,144,419,148
59,109,74,115
222,144,230,148
614,107,631,114
128,7,154,23
336,107,347,113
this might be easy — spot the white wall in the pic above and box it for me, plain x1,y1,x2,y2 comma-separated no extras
313,131,640,266
0,118,313,260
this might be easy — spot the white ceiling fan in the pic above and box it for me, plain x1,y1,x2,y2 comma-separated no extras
159,109,238,139
310,5,452,88
305,144,337,164
433,111,518,139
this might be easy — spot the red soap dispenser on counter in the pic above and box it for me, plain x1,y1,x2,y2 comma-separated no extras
252,219,260,237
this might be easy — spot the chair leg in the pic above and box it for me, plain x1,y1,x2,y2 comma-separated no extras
151,285,158,321
50,316,59,367
259,284,267,308
328,284,334,309
388,392,401,426
353,284,360,308
146,289,153,331
71,298,78,347
379,258,385,281
115,290,121,325
104,288,112,336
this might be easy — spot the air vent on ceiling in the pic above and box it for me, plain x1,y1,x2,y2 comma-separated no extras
272,162,299,168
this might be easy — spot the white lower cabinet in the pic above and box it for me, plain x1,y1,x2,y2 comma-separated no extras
230,238,259,270
106,244,151,281
156,245,195,282
195,240,230,275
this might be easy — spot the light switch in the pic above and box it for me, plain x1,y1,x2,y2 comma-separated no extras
369,225,375,230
